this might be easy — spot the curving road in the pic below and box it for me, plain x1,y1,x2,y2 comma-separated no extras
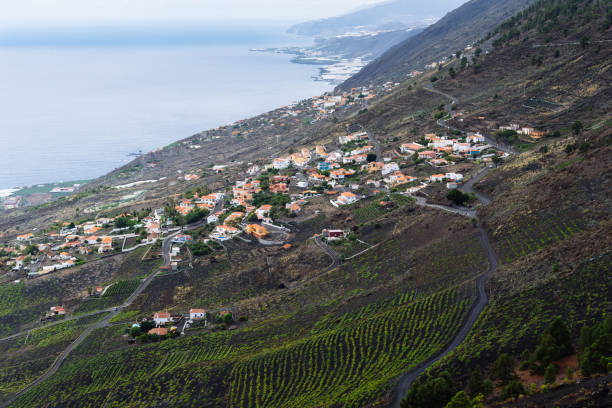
392,166,500,408
423,83,516,155
314,236,340,269
392,221,498,407
1,229,181,408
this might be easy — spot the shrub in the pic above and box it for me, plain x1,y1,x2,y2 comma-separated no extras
401,371,456,408
468,368,484,397
544,363,557,384
447,189,470,206
491,354,517,385
500,381,526,400
578,317,612,376
534,317,574,368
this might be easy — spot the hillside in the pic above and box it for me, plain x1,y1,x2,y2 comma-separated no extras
287,0,464,37
338,0,537,90
0,0,610,407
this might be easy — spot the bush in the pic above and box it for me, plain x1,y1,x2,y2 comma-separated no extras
447,189,470,206
578,317,612,376
500,381,526,400
189,241,212,257
468,368,484,397
401,371,456,408
578,141,591,153
491,354,516,385
444,391,471,408
185,208,209,224
496,129,518,144
534,317,574,368
544,363,557,384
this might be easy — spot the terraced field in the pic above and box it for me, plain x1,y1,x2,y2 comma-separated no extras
0,313,108,401
435,253,612,381
491,209,588,263
102,280,140,297
8,331,234,408
0,280,63,337
228,289,473,408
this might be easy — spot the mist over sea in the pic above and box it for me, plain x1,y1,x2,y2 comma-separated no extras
0,23,329,189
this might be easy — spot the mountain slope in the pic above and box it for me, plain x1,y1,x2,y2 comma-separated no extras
339,0,536,90
1,0,610,407
287,0,464,37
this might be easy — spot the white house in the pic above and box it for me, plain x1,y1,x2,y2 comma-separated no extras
400,143,424,155
246,165,260,176
381,162,400,176
445,173,464,182
467,133,485,143
453,142,472,152
189,308,206,320
154,312,171,326
431,138,454,148
273,157,291,170
336,192,359,206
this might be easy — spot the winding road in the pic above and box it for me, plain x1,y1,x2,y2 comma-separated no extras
1,229,181,408
392,164,501,408
423,83,516,155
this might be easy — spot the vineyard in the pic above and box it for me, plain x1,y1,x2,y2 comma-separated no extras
8,330,235,408
102,280,140,297
351,193,414,224
435,253,612,381
0,313,107,400
228,288,474,408
345,233,486,290
0,280,63,337
492,209,588,263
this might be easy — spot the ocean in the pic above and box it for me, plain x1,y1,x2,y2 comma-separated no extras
0,24,330,189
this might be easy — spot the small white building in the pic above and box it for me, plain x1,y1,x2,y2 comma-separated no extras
445,173,464,182
272,157,291,170
154,312,171,326
381,162,400,176
189,308,206,320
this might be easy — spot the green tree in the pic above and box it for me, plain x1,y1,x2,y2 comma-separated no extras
25,244,39,255
445,391,471,408
449,67,457,78
491,354,517,385
500,381,525,400
544,363,557,384
401,371,456,408
482,379,493,397
468,368,484,397
366,153,377,163
534,317,574,368
572,121,584,135
129,326,142,338
446,189,470,206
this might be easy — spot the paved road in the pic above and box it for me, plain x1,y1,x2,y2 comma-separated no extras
460,167,493,205
392,221,498,407
424,83,457,116
423,83,516,155
413,196,476,218
0,307,116,343
392,166,500,408
314,236,340,270
286,236,341,290
1,229,181,408
368,131,382,162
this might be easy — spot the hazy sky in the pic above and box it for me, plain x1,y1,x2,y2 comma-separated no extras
1,0,389,26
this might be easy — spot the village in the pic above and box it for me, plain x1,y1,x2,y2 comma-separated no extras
0,109,516,334
0,68,540,342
